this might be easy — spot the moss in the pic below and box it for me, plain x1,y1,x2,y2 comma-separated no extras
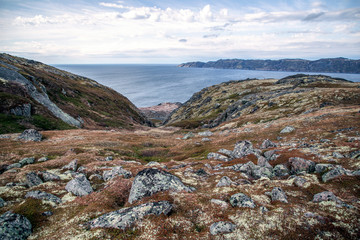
0,113,26,134
13,198,51,229
30,115,75,130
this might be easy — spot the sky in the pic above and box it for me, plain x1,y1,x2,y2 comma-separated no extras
0,0,359,64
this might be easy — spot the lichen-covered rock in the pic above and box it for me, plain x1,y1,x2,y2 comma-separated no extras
293,176,307,188
62,159,78,171
65,174,93,196
273,164,289,177
313,191,339,203
207,152,231,162
260,139,277,149
18,129,42,142
315,164,335,174
210,221,236,235
270,187,288,203
198,131,213,137
104,156,113,161
229,193,256,208
288,157,315,173
264,150,280,161
322,167,346,182
6,163,22,170
238,161,257,176
257,156,272,169
332,152,344,159
103,166,132,181
86,201,172,230
252,166,273,179
0,211,32,240
37,157,48,162
233,140,261,158
128,168,194,204
280,126,295,134
216,176,235,187
25,190,61,204
39,171,60,181
0,198,6,208
19,157,35,167
25,172,43,187
218,149,235,159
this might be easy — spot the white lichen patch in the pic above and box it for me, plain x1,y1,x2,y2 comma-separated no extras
0,186,25,197
212,186,235,194
251,194,271,205
61,192,77,203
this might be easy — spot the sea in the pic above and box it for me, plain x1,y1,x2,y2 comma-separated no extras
54,64,360,108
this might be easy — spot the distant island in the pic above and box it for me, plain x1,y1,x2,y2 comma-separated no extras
179,58,360,74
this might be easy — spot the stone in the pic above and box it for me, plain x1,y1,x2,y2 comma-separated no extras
348,150,360,159
19,157,35,167
252,167,273,179
25,172,43,187
65,174,93,196
216,176,235,187
89,174,103,181
0,197,6,208
260,139,277,149
259,206,269,213
62,159,78,171
85,201,172,230
194,168,208,177
201,137,211,142
313,191,339,203
198,131,213,137
233,140,261,158
315,164,334,174
0,211,32,240
146,161,161,167
25,190,61,204
322,167,346,182
238,161,257,176
210,221,236,235
77,166,86,173
264,150,280,161
273,164,289,177
6,163,22,170
40,171,60,182
229,193,256,208
104,156,113,161
18,129,42,142
128,168,194,204
288,157,315,173
293,176,307,187
207,152,231,162
37,156,49,162
257,156,272,168
182,132,194,140
270,187,288,203
218,149,235,159
210,199,228,209
280,126,295,134
332,152,344,159
353,170,360,176
103,166,132,181
42,211,53,217
10,103,31,117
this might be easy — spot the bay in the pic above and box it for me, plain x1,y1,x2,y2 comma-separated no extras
54,64,360,107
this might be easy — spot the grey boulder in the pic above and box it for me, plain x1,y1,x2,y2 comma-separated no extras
313,191,340,203
18,129,42,142
25,190,61,204
0,211,32,240
273,164,289,177
19,157,35,167
260,139,277,149
315,164,334,174
39,171,60,182
280,126,295,134
0,198,6,208
216,176,235,187
207,152,231,162
25,172,43,187
288,157,315,173
65,174,93,196
210,221,236,235
270,187,288,203
128,168,194,204
102,166,132,181
233,140,261,158
322,167,346,182
86,201,172,230
62,159,78,171
230,193,256,208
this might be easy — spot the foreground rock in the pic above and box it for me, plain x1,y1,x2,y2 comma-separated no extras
25,190,62,204
322,167,346,182
18,129,42,142
233,141,260,158
288,157,315,174
25,172,43,187
230,193,256,208
85,201,172,230
269,187,288,203
313,191,340,203
102,166,132,181
62,159,78,171
65,174,93,196
0,211,32,240
210,221,236,235
128,168,195,204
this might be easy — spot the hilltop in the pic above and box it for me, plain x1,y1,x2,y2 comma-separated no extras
179,58,360,74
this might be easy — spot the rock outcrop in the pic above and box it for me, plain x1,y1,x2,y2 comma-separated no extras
0,212,32,240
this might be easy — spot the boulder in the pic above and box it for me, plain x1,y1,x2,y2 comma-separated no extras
238,161,257,176
37,157,49,162
62,159,78,171
218,149,235,159
313,191,339,203
270,187,288,203
102,166,132,181
273,164,289,177
293,176,307,187
0,197,6,208
0,211,32,240
288,157,315,173
315,164,334,174
264,150,280,161
332,152,344,159
257,156,272,169
6,163,22,170
85,201,172,230
259,206,269,214
65,174,93,196
207,152,231,162
198,131,213,137
216,176,235,187
194,168,208,177
182,132,194,140
322,167,346,182
39,171,60,181
104,156,113,161
210,221,236,235
252,167,273,179
19,157,35,167
18,129,42,142
25,172,43,187
229,193,256,208
260,139,277,149
25,190,61,204
233,140,261,158
128,168,194,204
201,138,211,142
280,126,295,134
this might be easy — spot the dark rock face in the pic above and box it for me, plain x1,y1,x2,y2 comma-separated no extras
0,211,32,240
25,190,61,204
210,221,236,235
270,187,288,203
229,193,256,208
86,201,172,230
288,157,315,174
10,104,31,117
128,168,195,204
102,166,132,181
18,129,42,142
25,172,43,187
65,174,93,196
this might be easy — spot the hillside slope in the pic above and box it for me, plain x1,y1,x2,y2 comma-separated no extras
164,74,360,128
0,53,151,133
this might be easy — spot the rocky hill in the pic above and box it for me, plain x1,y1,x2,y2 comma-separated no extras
164,74,360,129
140,102,182,125
179,58,360,74
0,54,151,133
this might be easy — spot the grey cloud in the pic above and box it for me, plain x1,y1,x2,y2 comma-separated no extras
179,39,187,43
302,12,325,21
203,34,219,38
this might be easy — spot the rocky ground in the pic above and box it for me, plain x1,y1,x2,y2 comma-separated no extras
0,101,359,239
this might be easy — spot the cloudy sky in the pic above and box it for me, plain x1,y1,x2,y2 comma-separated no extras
0,0,359,63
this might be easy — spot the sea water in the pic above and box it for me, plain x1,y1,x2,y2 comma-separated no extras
54,64,360,107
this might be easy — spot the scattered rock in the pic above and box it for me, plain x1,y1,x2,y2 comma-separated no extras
216,176,235,187
210,221,236,235
104,156,113,161
257,156,272,168
85,201,172,230
62,159,78,171
6,163,22,170
194,168,208,177
42,211,53,217
288,157,315,174
259,206,269,214
182,132,194,140
65,174,93,196
280,126,295,134
293,176,307,187
315,164,334,174
0,211,32,240
233,140,261,158
18,129,42,142
229,193,256,208
252,167,273,179
128,168,195,204
39,171,60,181
198,131,213,137
273,164,289,177
0,198,6,208
332,152,344,159
322,167,346,182
25,172,43,187
207,152,231,162
25,190,62,204
19,157,35,167
103,166,132,181
10,103,31,117
270,187,288,203
264,150,280,161
210,199,228,209
348,150,360,159
218,149,235,159
89,174,103,181
260,139,277,149
313,191,340,203
37,156,49,162
201,137,211,142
